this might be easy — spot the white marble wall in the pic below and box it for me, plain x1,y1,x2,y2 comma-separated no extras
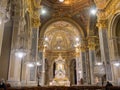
0,0,8,55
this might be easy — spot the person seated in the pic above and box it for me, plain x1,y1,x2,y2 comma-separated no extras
105,81,113,90
0,79,6,90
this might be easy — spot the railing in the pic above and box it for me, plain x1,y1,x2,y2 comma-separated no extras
7,86,120,90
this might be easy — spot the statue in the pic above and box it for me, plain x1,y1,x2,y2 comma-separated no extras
50,54,70,86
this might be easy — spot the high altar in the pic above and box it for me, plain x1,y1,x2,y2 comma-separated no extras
49,54,70,86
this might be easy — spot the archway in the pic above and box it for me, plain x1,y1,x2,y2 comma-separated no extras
70,59,77,85
39,18,85,85
110,13,120,58
109,13,120,83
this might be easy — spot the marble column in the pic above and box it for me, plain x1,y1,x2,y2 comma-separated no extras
97,20,112,81
76,56,80,84
88,37,96,84
27,0,41,85
28,28,39,85
80,45,87,83
75,47,81,85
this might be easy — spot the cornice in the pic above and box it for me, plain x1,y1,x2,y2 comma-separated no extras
97,0,120,20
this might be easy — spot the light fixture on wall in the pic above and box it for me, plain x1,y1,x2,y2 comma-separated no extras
36,61,41,66
27,63,34,67
14,47,27,58
114,62,120,67
95,62,103,66
112,60,120,67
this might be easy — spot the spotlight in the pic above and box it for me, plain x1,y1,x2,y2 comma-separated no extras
59,0,64,2
40,7,47,15
45,37,48,41
90,8,97,15
76,37,79,41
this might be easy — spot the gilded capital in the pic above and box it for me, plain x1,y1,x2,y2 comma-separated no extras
87,36,96,50
32,17,41,28
88,43,96,50
96,20,107,29
80,45,86,52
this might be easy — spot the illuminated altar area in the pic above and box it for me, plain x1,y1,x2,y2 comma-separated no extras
49,54,70,86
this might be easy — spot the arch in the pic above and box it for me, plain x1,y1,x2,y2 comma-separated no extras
70,59,77,85
108,11,120,59
40,17,85,39
108,11,120,38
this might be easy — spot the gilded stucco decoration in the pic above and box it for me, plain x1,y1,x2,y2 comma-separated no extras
94,0,111,9
97,0,120,20
26,0,41,28
88,36,97,50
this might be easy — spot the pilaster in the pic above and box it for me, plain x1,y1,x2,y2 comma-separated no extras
97,19,112,81
80,41,87,84
88,36,96,84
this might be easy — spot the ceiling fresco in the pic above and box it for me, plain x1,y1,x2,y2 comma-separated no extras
44,21,81,51
40,0,94,34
